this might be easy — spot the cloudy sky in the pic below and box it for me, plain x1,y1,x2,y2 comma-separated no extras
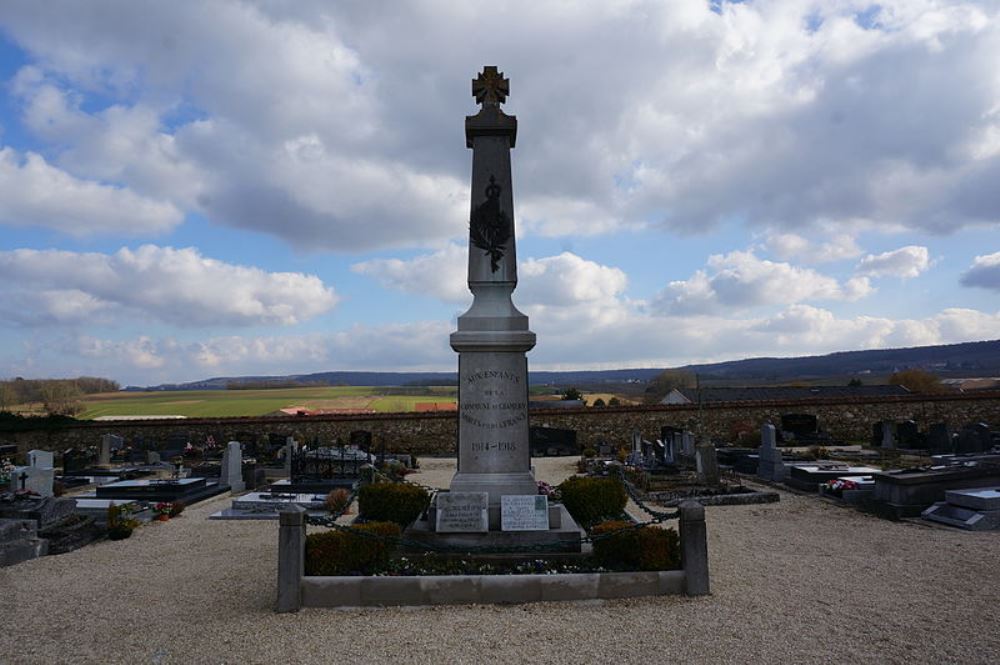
0,0,998,387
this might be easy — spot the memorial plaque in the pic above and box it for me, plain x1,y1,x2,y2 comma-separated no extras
500,495,549,531
436,492,489,533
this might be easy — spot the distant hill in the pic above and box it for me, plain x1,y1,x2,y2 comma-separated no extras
130,339,1000,391
677,339,1000,382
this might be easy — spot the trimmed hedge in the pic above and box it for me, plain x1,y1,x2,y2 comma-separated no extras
591,520,680,571
305,521,401,576
558,476,627,527
357,482,430,527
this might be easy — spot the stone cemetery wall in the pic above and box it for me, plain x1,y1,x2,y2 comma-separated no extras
5,391,1000,456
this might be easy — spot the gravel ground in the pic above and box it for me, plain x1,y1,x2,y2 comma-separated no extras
2,457,998,665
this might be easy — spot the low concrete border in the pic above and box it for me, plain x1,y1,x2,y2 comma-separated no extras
275,500,709,612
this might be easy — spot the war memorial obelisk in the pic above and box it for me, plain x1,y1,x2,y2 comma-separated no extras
449,66,539,526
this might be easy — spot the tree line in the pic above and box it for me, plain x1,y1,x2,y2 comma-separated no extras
0,377,120,416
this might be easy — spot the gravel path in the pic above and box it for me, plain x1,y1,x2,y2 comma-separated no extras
2,457,998,664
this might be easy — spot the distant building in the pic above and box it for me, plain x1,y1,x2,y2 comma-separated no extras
659,385,910,405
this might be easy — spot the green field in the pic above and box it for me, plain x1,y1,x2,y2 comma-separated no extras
76,386,457,419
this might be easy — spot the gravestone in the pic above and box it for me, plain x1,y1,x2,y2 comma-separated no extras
447,66,541,524
695,442,720,486
681,431,696,457
896,420,923,449
880,421,896,450
528,426,578,456
957,423,991,454
436,492,489,533
757,422,785,482
62,448,89,474
661,437,676,464
928,422,954,453
781,413,818,442
99,435,115,466
923,486,1000,530
220,441,246,493
28,450,54,469
9,466,55,497
349,430,372,452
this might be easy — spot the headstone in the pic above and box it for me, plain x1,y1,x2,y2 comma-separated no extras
435,492,489,533
695,443,720,485
781,413,818,441
528,426,578,456
681,431,696,457
349,430,372,452
660,438,676,464
757,422,785,482
9,466,55,497
146,451,161,465
28,450,54,469
631,430,642,456
283,442,295,476
500,495,550,531
928,422,954,453
880,421,896,450
957,423,992,454
99,435,113,466
61,449,89,474
220,441,246,493
897,420,923,449
447,67,543,526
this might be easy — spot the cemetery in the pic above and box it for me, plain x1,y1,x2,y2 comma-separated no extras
3,65,1000,663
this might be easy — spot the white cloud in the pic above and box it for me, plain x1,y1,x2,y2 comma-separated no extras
352,244,469,304
765,232,862,263
856,245,930,278
353,248,628,315
0,147,183,235
0,1,998,246
0,245,338,327
654,250,872,314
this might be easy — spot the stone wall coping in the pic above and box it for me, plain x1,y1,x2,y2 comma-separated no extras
299,569,686,607
8,389,1000,433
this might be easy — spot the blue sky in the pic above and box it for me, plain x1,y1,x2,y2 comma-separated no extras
0,0,998,386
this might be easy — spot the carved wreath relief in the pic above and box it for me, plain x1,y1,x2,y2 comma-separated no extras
470,175,511,272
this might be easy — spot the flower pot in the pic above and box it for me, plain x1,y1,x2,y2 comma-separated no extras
156,514,169,522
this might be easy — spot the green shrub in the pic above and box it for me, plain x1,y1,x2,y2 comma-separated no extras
591,520,680,571
305,522,401,575
582,447,597,459
558,476,627,526
357,482,429,527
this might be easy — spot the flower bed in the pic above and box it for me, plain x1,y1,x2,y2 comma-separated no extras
276,501,711,611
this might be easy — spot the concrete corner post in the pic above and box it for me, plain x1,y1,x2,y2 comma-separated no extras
680,500,710,596
277,505,307,613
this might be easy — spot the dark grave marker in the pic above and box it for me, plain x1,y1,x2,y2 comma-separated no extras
928,423,954,453
781,413,818,440
61,449,90,474
896,420,924,449
957,423,992,454
350,430,373,454
528,426,578,456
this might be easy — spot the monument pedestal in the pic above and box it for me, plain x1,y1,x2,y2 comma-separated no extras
404,499,586,556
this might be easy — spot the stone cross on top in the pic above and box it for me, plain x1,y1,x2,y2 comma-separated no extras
473,66,509,106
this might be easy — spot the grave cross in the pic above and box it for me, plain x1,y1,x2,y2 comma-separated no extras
473,66,509,106
17,470,28,491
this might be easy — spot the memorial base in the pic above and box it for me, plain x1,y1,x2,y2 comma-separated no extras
403,501,586,556
448,471,539,528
